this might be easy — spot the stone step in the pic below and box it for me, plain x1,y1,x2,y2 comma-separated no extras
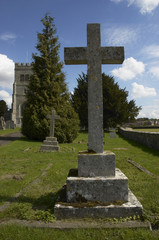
54,189,143,219
40,145,60,152
46,137,57,141
43,140,58,146
66,168,128,203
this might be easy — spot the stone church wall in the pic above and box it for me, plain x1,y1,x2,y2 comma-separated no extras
12,63,33,127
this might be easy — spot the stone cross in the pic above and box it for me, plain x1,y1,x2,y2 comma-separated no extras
47,110,60,137
65,24,124,153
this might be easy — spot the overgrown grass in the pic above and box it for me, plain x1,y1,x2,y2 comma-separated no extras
0,131,159,239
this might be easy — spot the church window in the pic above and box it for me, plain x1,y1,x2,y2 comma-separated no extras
20,74,24,81
25,74,30,81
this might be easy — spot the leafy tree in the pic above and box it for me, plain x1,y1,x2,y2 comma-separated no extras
22,14,79,142
71,73,141,128
0,100,8,117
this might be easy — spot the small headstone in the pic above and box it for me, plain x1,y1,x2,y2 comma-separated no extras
109,128,116,138
40,110,60,152
0,117,5,130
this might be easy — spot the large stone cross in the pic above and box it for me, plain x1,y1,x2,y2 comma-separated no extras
65,24,124,153
47,110,60,137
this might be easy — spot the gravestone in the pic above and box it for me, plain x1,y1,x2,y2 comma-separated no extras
0,117,6,130
109,128,116,138
5,120,15,129
54,24,143,219
40,110,60,152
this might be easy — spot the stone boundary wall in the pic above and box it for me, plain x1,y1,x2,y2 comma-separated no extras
118,127,159,151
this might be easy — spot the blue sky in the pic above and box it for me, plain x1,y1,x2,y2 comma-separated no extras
0,0,159,119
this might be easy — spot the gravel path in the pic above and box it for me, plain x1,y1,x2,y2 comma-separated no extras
0,132,24,146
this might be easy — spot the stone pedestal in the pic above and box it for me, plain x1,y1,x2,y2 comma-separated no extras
40,137,59,152
78,151,115,177
54,152,143,219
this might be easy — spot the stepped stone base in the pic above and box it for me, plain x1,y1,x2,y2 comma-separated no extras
40,137,60,152
54,189,143,219
54,151,143,220
67,168,128,203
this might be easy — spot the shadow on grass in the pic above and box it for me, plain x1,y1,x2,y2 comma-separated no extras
0,188,65,213
117,133,159,158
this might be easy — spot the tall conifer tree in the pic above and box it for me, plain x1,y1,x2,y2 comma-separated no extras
22,14,79,142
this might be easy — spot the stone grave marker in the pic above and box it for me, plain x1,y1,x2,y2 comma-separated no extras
109,128,116,138
40,110,60,152
54,24,143,219
0,117,6,130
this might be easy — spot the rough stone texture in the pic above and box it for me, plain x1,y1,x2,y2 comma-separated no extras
87,24,103,153
40,137,59,152
54,189,143,220
78,151,115,177
12,63,33,127
64,23,124,153
66,168,128,203
119,127,159,151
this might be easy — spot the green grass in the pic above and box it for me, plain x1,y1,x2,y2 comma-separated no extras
0,127,21,135
133,128,159,132
0,225,159,240
0,131,159,239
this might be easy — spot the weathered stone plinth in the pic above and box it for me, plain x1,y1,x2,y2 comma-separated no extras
40,137,59,152
54,152,143,219
78,151,115,177
54,189,143,219
67,168,128,203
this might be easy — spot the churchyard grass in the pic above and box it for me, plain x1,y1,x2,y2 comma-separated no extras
133,128,159,132
0,131,159,239
0,127,20,135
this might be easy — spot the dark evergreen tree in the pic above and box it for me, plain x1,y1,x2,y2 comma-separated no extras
22,14,79,142
71,73,88,129
71,73,141,128
0,100,8,117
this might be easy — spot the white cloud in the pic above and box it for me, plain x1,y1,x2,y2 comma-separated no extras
128,0,159,14
138,104,159,118
0,90,12,108
0,33,17,41
0,54,14,90
111,57,145,81
131,82,157,98
110,0,159,14
103,26,137,45
110,0,123,3
141,45,159,59
149,66,159,79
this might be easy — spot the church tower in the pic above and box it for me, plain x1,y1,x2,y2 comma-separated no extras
12,63,33,127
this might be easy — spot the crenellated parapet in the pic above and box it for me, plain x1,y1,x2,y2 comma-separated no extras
15,63,33,68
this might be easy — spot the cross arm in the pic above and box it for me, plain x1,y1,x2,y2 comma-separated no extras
101,47,124,64
64,47,87,65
